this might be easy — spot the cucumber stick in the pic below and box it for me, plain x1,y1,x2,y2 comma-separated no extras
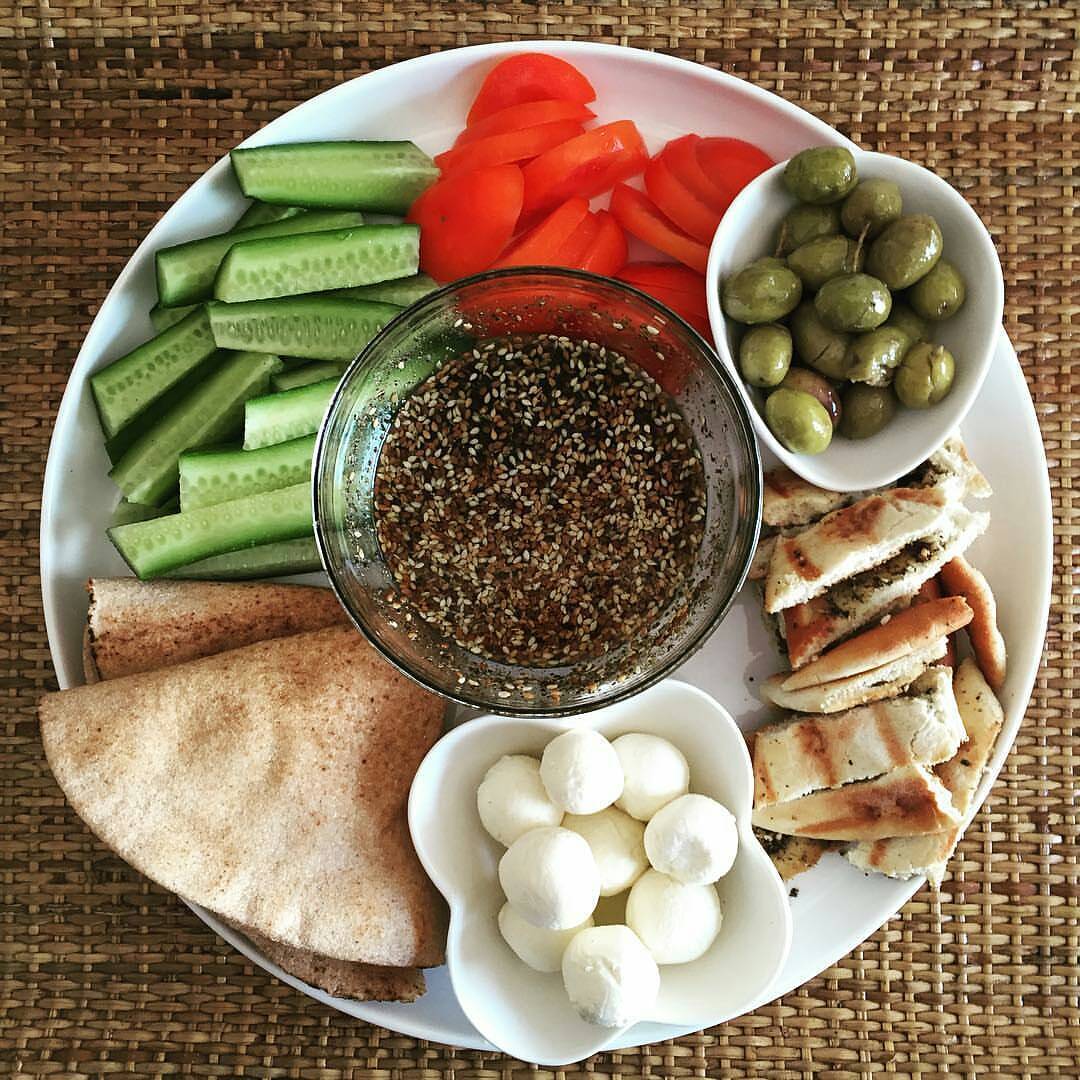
243,378,338,450
149,302,199,333
208,296,400,361
272,361,345,391
234,202,303,229
108,481,313,579
231,141,437,214
109,351,281,506
214,224,419,303
179,433,316,511
155,209,363,308
333,273,438,308
166,536,322,579
90,307,217,439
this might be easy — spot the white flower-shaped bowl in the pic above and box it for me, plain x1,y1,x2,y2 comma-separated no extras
407,679,792,1065
706,149,1004,493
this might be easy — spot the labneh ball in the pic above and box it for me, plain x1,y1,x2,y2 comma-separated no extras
540,728,624,815
498,826,601,929
498,902,594,973
613,732,690,821
564,806,648,897
626,869,723,964
478,755,563,846
644,793,738,885
562,925,660,1028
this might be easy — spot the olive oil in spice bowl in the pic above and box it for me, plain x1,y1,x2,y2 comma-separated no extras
706,148,1004,493
313,268,762,717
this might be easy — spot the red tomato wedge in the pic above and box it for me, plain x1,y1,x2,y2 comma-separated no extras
643,155,723,243
455,99,595,147
435,120,586,175
696,137,774,201
467,54,596,125
662,134,734,214
522,121,649,215
578,211,627,276
494,197,590,268
608,184,710,274
617,262,709,326
407,164,524,282
556,213,602,268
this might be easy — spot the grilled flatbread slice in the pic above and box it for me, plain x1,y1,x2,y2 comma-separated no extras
40,625,448,968
753,668,965,805
763,467,856,528
904,433,992,501
846,658,1004,884
765,488,950,614
939,556,1007,689
753,829,831,881
752,764,961,841
85,578,348,680
759,638,947,714
781,505,989,668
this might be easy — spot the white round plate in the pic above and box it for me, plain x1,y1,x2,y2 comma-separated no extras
41,41,1052,1054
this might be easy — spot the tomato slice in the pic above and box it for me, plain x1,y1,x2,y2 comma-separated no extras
643,155,723,243
407,164,524,282
662,134,733,214
522,120,649,215
467,54,596,125
608,184,710,274
455,99,595,148
435,120,585,175
494,197,590,268
696,137,774,201
556,213,602,268
578,211,627,276
617,262,709,328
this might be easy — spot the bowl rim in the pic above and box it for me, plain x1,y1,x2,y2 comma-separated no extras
312,265,764,717
706,147,1005,493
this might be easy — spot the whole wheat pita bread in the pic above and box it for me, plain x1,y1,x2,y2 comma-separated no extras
85,578,348,680
40,625,448,968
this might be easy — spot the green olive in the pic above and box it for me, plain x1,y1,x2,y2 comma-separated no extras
894,342,956,408
865,214,944,289
789,301,852,380
783,147,858,205
739,324,793,388
787,235,864,291
814,273,892,332
885,301,930,345
722,258,803,324
845,326,911,386
839,383,897,439
777,204,840,255
780,366,842,428
840,179,903,239
909,259,967,321
765,388,834,454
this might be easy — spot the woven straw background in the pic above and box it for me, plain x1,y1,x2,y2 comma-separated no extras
2,1,1077,1077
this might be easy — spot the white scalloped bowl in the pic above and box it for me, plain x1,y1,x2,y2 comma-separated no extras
706,149,1004,493
407,680,792,1065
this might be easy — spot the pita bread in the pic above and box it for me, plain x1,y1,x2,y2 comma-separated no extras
763,468,855,528
85,578,348,680
939,557,1007,689
905,434,992,501
765,487,950,614
40,625,448,968
751,764,961,842
845,658,1004,884
753,829,830,881
753,668,965,806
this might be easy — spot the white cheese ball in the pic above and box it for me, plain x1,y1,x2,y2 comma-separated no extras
540,728,624,815
498,826,600,930
626,869,723,964
613,732,690,821
561,925,660,1028
644,793,738,885
498,902,594,973
477,755,563,846
563,806,648,897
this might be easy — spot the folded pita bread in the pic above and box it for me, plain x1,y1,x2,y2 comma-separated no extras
40,625,448,968
904,434,992,502
763,468,855,528
845,658,1004,884
85,578,348,680
752,829,831,881
751,764,961,841
765,487,950,614
939,557,1007,689
753,668,965,806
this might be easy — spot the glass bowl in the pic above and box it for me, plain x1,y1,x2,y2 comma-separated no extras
312,267,761,717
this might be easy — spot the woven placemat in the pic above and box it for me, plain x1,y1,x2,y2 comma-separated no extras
2,3,1076,1077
